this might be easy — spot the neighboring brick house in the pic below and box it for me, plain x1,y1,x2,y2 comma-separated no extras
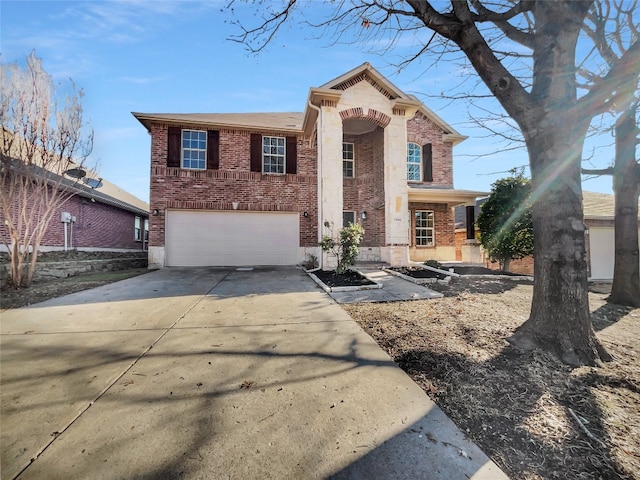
134,63,485,269
0,169,149,253
453,191,639,278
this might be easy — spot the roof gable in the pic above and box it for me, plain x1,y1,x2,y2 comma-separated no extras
320,62,408,100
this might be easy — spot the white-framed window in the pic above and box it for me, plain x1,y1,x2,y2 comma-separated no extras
182,130,207,170
263,136,286,174
407,142,421,181
415,210,434,246
144,218,149,242
343,211,356,228
343,142,354,178
134,216,142,241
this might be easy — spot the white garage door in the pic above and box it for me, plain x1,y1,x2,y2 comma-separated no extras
589,227,614,280
589,226,640,280
166,210,299,267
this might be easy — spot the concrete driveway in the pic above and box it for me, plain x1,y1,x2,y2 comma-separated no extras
1,267,507,480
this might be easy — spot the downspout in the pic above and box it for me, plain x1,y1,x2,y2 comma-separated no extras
308,101,322,269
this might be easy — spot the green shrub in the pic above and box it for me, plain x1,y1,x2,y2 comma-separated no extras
424,259,443,270
320,221,365,274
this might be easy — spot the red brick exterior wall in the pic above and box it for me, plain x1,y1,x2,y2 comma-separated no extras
148,124,318,248
343,128,385,247
485,255,534,275
0,180,146,251
406,111,454,187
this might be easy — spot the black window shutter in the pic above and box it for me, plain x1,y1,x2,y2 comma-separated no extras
207,130,219,170
250,134,262,172
167,127,181,168
422,143,433,182
286,136,297,174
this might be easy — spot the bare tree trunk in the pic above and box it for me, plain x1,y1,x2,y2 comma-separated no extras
609,106,640,307
508,119,611,366
26,245,40,287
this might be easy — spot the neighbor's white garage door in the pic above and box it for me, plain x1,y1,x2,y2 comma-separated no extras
589,226,640,280
165,210,299,267
589,227,614,280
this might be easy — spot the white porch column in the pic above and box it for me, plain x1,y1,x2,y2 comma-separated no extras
382,115,410,266
318,106,343,270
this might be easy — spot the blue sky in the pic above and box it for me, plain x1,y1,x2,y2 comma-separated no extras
1,0,616,203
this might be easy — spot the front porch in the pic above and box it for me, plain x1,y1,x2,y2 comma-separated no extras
407,186,486,264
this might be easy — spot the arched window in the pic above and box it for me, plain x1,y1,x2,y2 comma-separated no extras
407,143,421,181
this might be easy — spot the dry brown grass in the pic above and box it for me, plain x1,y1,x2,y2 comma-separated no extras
344,278,640,480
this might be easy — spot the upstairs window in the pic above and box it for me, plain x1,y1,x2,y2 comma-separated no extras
250,134,296,174
343,143,354,178
263,136,286,174
407,143,421,181
167,128,219,170
182,130,207,170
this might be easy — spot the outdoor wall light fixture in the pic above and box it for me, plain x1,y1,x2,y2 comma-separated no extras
303,211,309,217
361,211,367,220
152,209,159,216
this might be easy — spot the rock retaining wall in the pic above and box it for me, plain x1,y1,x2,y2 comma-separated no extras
0,254,148,283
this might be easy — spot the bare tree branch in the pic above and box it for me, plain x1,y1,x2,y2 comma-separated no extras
469,0,535,47
577,37,640,117
227,0,297,53
581,167,615,175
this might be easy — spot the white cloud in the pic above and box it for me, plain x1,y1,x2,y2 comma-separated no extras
120,76,166,85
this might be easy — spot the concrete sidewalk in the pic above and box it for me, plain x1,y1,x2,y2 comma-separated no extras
325,268,444,304
1,267,507,479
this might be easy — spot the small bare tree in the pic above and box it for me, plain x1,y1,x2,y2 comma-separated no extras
0,51,93,288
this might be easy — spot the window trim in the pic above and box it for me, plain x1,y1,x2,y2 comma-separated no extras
343,211,356,228
262,135,286,175
181,129,207,170
342,142,355,178
414,210,435,247
134,216,142,242
407,142,422,182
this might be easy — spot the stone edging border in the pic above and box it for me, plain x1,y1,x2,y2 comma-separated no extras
384,267,534,286
383,268,450,286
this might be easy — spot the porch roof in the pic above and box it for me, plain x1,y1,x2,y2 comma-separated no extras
408,186,487,207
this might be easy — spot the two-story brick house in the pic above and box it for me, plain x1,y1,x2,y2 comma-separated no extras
134,63,484,269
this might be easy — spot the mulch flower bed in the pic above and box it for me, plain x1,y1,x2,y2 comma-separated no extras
312,269,377,287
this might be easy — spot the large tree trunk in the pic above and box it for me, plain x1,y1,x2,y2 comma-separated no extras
508,116,611,366
609,106,640,307
409,0,611,365
501,257,511,273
